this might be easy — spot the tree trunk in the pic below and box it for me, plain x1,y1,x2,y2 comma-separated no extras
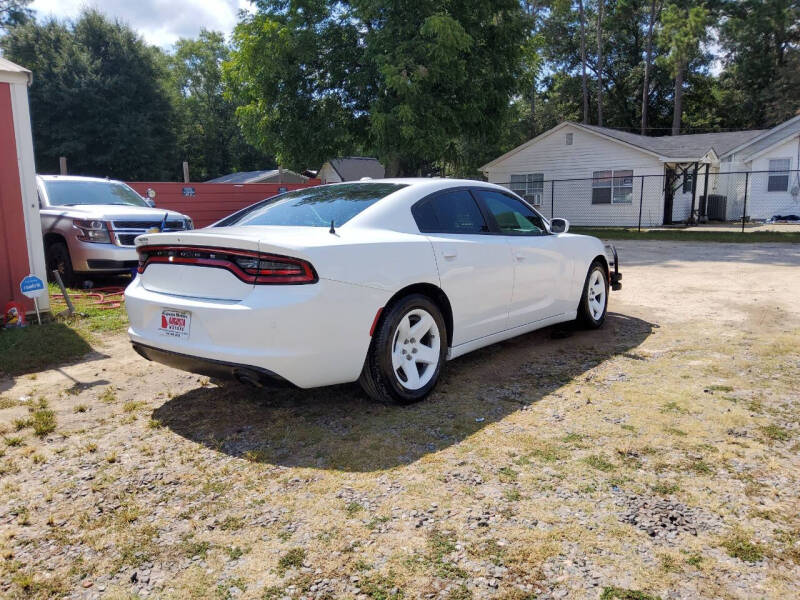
596,0,604,126
641,0,657,135
578,0,589,123
672,63,684,135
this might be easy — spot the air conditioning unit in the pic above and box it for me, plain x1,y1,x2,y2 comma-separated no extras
525,192,543,206
706,194,728,221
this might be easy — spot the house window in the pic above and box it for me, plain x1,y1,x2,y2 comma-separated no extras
565,133,573,146
592,171,612,204
613,170,633,203
768,158,790,192
592,170,633,204
510,173,544,205
682,171,694,193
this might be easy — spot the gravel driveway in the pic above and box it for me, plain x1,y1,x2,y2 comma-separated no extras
1,241,799,600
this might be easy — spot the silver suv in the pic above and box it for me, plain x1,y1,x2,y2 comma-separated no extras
38,175,193,286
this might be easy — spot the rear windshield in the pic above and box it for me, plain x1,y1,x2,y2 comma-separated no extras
43,179,149,207
214,183,407,228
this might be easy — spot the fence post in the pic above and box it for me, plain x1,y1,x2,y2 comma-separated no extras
550,180,555,219
638,176,645,232
741,172,749,233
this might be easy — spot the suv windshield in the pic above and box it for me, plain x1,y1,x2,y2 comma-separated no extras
215,183,407,228
43,179,149,207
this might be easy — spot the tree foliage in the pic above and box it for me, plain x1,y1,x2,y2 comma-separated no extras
169,30,271,181
0,1,798,180
227,0,527,176
1,10,178,180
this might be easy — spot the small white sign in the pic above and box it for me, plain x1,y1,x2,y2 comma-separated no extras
159,309,191,338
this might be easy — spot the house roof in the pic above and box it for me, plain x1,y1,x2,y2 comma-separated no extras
481,121,774,171
578,124,767,160
206,169,307,184
325,157,385,181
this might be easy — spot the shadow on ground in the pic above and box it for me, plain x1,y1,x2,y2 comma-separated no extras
153,312,654,472
0,322,109,392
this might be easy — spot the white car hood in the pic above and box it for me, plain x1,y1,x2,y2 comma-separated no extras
41,204,187,221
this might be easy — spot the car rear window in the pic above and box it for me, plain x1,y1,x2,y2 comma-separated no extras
412,190,489,234
215,183,407,228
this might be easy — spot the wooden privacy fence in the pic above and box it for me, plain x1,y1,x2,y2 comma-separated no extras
126,181,320,228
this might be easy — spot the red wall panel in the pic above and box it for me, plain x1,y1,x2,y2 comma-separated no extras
126,181,321,228
0,81,33,311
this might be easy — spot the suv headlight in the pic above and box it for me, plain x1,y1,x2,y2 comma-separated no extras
73,219,111,243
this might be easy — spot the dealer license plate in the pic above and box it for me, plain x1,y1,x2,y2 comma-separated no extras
159,309,191,338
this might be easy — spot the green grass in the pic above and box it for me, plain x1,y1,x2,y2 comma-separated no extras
600,587,661,600
584,454,616,472
722,532,765,563
0,286,129,377
31,408,56,437
277,548,306,574
47,282,129,334
760,424,791,442
572,227,800,243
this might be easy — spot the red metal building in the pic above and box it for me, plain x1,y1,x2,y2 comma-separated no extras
0,57,49,316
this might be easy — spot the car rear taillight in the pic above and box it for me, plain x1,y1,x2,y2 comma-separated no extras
136,245,317,285
232,255,316,284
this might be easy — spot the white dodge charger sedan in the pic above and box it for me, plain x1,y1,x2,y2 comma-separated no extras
125,179,621,404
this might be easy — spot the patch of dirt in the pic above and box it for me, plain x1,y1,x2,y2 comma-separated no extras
1,241,799,600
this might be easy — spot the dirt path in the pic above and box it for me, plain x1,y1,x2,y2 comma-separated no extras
1,241,798,600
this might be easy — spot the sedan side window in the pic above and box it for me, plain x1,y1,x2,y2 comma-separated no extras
412,190,489,234
473,190,548,236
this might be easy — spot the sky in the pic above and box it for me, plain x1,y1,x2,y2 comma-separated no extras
30,0,254,48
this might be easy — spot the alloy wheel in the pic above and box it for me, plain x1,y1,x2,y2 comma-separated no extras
390,308,441,390
587,269,607,321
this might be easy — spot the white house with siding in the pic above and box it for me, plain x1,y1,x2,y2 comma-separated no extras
480,116,800,226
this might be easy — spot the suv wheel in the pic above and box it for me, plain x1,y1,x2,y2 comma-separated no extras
359,294,447,405
46,241,76,288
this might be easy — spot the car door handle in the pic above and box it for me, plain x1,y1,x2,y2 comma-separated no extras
442,249,458,259
514,253,526,261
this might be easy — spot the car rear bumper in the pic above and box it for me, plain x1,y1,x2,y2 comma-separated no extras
131,342,291,387
124,275,390,388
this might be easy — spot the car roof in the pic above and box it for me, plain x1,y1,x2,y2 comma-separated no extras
37,174,126,184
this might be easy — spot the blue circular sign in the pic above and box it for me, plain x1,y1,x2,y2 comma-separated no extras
20,274,45,298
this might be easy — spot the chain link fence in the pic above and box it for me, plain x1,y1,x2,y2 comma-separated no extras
492,170,800,232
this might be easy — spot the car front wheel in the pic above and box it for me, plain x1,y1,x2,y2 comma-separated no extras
359,294,447,405
578,260,608,329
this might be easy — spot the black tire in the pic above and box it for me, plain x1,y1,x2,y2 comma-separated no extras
577,260,609,329
359,294,447,405
45,241,77,288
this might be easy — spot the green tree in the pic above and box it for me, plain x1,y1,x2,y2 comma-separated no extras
226,1,368,172
227,0,528,177
169,30,271,181
719,0,800,128
360,1,528,176
1,10,178,180
0,0,32,32
657,1,710,134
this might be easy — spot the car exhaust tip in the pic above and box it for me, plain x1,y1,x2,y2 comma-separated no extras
233,369,264,388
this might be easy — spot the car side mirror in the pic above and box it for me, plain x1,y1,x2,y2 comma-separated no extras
550,218,569,234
